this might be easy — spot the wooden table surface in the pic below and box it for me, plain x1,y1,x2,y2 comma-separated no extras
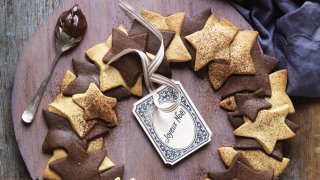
1,0,319,180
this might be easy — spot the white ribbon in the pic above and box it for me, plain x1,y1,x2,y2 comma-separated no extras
106,0,181,112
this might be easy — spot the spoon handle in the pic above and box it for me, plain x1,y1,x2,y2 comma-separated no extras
22,50,62,123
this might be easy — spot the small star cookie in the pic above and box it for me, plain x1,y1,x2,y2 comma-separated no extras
72,83,118,126
208,30,258,89
141,9,191,62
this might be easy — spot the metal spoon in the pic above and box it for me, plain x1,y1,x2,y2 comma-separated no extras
22,24,84,123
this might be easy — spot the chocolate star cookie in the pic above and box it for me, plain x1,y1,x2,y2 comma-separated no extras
103,28,147,87
100,165,124,180
63,59,100,96
42,110,109,153
49,142,107,180
234,89,271,121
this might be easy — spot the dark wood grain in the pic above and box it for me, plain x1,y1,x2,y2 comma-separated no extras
5,0,320,180
0,0,61,180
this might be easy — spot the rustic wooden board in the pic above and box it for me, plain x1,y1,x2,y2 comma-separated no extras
10,0,318,180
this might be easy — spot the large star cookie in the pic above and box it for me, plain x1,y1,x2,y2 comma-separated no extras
48,70,96,138
103,28,147,87
219,54,278,99
218,147,290,177
208,30,258,89
266,70,295,114
234,105,295,154
141,9,191,62
208,153,274,180
85,26,143,97
63,59,100,96
49,142,107,180
73,83,118,126
42,110,109,153
186,15,239,71
181,8,212,78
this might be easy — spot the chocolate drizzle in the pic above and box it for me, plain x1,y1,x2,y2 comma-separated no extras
57,4,87,38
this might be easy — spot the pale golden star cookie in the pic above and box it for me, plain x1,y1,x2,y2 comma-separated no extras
48,70,96,138
234,105,295,154
265,70,295,114
185,15,239,71
208,30,258,90
141,9,191,62
72,83,118,126
219,96,237,111
85,25,143,97
218,147,290,177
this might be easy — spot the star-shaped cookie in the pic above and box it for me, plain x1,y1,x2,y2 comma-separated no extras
42,110,109,153
103,28,147,87
48,70,96,138
85,25,143,97
141,9,191,62
63,59,100,96
218,147,290,177
219,54,279,99
49,142,107,180
72,83,118,126
266,70,295,114
234,89,271,121
181,8,212,78
208,30,258,89
234,105,295,154
186,15,239,71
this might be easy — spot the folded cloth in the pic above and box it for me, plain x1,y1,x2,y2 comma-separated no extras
227,0,320,97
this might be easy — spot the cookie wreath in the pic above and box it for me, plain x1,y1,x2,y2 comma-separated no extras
41,7,298,180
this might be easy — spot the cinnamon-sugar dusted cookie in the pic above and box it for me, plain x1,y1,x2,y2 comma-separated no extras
234,105,295,154
72,83,118,126
218,147,290,177
85,26,143,97
208,30,257,89
181,8,212,78
48,70,96,138
186,15,239,71
141,9,191,62
266,70,295,114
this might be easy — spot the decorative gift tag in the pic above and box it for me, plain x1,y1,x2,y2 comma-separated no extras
132,81,212,165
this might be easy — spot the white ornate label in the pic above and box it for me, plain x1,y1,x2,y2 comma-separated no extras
132,81,212,165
